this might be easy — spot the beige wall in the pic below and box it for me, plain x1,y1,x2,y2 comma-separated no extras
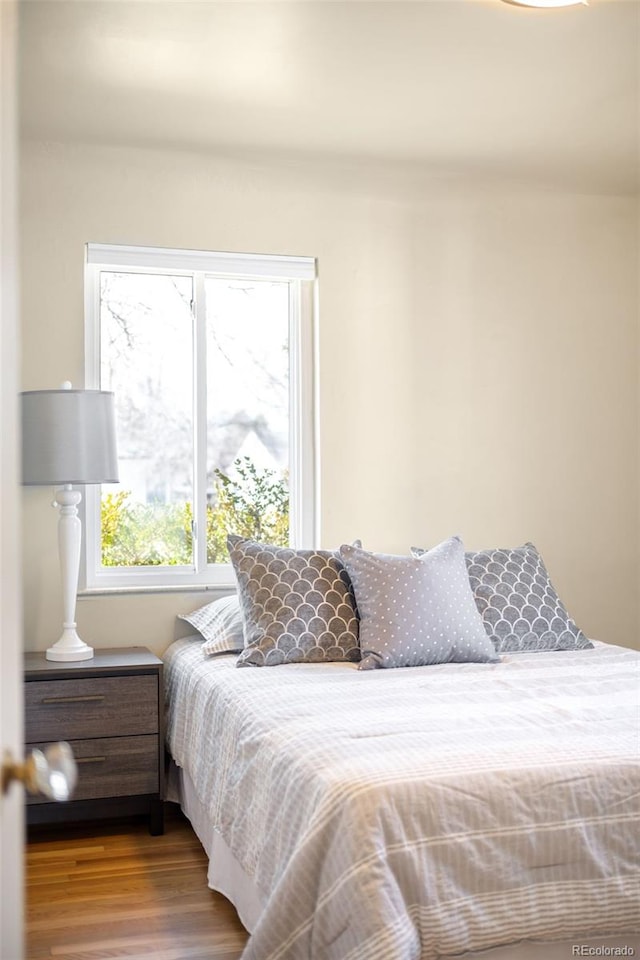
20,140,639,654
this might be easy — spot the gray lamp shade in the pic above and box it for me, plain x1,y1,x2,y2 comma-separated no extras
21,389,119,485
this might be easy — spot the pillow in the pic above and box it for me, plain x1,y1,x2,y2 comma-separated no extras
412,541,593,654
339,537,498,670
228,536,360,668
177,594,245,656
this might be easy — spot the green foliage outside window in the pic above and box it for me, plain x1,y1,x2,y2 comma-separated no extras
205,457,289,562
101,457,289,567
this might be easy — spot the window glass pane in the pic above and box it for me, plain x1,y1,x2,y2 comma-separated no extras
205,277,290,562
99,271,194,567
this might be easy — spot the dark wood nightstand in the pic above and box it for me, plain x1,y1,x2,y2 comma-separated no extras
24,647,164,835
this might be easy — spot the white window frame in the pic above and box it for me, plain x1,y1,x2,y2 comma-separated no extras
82,243,318,591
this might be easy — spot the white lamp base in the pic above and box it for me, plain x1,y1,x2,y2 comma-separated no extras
46,627,94,662
46,485,95,662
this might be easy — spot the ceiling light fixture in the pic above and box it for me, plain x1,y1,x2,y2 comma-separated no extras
501,0,586,7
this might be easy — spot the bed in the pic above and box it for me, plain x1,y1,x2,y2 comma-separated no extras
164,634,640,960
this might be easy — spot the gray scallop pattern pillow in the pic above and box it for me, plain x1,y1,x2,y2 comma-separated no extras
464,543,592,654
229,536,360,668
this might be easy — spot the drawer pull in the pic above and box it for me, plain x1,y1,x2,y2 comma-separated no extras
42,695,105,705
76,756,106,765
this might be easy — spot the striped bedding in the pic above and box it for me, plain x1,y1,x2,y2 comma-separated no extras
164,637,640,960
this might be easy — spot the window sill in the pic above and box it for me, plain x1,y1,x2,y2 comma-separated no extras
78,583,236,598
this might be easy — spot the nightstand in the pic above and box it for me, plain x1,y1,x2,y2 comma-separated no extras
24,647,164,835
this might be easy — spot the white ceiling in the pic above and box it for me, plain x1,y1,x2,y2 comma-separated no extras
19,0,639,195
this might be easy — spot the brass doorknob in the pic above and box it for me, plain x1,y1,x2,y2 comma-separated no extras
2,742,77,800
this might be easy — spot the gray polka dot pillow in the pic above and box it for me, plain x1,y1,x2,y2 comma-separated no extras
229,536,360,668
412,541,592,654
339,537,498,670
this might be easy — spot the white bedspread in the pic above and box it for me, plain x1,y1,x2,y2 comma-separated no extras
164,638,640,960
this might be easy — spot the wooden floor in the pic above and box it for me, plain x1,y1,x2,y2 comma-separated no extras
25,805,250,960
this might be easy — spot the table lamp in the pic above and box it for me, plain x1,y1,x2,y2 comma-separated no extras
21,382,119,661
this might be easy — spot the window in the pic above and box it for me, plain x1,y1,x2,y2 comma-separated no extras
83,244,316,589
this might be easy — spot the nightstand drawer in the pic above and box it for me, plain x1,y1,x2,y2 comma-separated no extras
27,735,159,804
25,675,158,741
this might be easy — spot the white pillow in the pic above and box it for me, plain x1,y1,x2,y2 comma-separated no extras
178,594,244,656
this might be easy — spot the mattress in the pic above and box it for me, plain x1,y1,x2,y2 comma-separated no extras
164,636,640,960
